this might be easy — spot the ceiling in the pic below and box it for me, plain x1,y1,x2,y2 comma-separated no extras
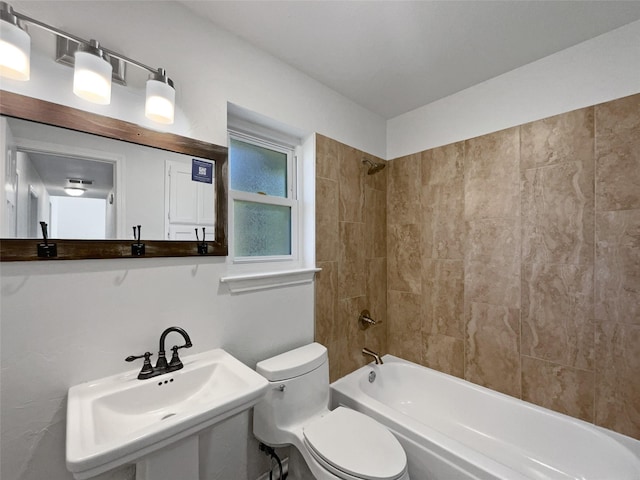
27,152,114,199
181,1,640,119
8,118,114,200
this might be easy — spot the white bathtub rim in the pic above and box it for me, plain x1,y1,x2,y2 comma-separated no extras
331,355,640,480
332,361,530,480
375,354,640,456
332,378,529,480
596,425,640,458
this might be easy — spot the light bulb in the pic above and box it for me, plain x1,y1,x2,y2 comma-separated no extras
0,17,30,80
145,70,175,124
64,187,86,197
73,41,112,105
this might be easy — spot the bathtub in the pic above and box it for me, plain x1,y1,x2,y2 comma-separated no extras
330,355,640,480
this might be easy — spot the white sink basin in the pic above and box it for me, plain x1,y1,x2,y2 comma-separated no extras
66,349,268,479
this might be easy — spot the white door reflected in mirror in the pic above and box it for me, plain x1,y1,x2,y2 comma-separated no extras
165,159,215,240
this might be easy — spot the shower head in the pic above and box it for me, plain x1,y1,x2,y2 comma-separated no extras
362,158,386,175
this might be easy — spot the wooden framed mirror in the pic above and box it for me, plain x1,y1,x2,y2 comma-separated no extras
0,91,228,261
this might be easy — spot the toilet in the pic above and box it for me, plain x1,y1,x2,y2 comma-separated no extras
253,343,410,480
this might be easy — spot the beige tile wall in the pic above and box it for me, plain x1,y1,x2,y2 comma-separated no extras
315,93,639,439
315,134,387,382
385,93,639,439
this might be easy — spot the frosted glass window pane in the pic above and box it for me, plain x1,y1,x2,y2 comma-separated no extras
230,138,287,197
234,201,291,256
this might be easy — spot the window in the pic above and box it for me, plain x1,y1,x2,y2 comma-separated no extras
229,130,298,262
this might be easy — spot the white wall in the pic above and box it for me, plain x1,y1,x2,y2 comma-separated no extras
387,19,640,159
1,259,314,480
14,150,50,237
50,196,106,239
3,1,387,159
0,2,385,480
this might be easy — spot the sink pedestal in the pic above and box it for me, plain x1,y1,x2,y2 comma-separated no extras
136,436,199,480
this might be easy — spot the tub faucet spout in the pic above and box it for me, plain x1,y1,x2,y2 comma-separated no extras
362,347,383,365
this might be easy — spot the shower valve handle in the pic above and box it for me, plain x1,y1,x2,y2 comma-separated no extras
358,310,381,330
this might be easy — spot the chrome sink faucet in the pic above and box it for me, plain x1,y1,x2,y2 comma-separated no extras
126,326,193,380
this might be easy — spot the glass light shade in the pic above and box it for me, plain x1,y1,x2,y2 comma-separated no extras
0,20,30,81
73,50,112,105
145,78,175,124
64,187,86,197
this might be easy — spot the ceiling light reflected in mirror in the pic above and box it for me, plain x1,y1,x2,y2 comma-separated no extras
63,187,86,197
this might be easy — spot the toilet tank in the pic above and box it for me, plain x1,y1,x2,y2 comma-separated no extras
253,343,330,445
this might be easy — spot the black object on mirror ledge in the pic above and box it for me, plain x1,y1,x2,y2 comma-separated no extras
131,225,145,256
37,221,57,258
195,227,208,255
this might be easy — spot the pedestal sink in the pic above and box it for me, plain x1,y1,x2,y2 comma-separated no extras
66,349,268,480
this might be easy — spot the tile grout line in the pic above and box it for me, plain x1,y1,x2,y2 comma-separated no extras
518,125,524,401
592,105,597,426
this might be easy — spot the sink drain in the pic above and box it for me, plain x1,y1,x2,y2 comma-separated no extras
161,413,176,420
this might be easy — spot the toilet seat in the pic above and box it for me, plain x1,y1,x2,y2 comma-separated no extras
303,407,407,480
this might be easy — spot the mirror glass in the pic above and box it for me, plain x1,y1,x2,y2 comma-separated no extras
0,91,228,261
2,116,215,241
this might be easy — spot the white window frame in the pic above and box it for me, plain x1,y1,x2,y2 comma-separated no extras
228,129,300,265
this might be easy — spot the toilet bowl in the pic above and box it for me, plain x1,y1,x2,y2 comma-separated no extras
253,343,410,480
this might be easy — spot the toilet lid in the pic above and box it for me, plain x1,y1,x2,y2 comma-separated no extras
303,407,407,480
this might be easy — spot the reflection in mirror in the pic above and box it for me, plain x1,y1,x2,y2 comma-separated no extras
0,91,228,261
2,116,215,240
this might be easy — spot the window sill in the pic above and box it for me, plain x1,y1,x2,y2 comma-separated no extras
220,267,321,294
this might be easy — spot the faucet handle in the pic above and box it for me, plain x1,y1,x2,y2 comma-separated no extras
125,352,155,379
168,345,187,370
358,310,382,330
125,351,153,362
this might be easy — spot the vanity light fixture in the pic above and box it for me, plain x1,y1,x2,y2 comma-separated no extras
0,1,177,124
